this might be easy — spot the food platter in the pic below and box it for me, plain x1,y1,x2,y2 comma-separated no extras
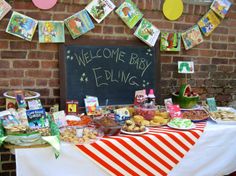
120,128,149,135
167,122,196,130
210,107,236,125
182,109,209,122
180,105,202,111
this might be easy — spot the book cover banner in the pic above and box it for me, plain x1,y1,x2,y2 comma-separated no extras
6,11,38,41
115,0,143,29
38,21,65,43
178,61,194,73
26,108,49,129
160,32,181,51
134,18,160,47
181,25,204,50
85,0,116,23
198,9,221,37
65,9,95,39
210,0,232,19
0,0,11,21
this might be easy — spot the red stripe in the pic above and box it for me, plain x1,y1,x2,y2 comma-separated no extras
141,135,179,164
101,139,155,176
77,145,124,176
113,137,166,176
91,143,139,176
122,135,172,171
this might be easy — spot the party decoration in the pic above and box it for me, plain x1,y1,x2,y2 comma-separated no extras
181,25,204,50
6,11,38,41
115,0,143,29
160,32,181,51
0,0,11,21
210,0,232,19
198,9,221,37
162,0,184,21
134,18,160,47
38,21,65,43
178,61,194,73
85,0,115,23
32,0,58,10
64,9,95,39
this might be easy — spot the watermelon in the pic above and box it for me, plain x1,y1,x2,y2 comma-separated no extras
172,84,199,109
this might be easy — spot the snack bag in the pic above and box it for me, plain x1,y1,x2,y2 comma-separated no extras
134,89,146,106
114,108,130,124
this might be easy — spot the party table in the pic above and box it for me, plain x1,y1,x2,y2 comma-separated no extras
15,121,236,176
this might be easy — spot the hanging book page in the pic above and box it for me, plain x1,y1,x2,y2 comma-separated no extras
160,32,181,51
198,9,221,37
178,61,194,73
134,18,160,47
210,0,232,19
6,11,38,41
65,9,95,39
85,0,115,23
181,25,203,50
38,21,65,43
115,0,143,29
0,0,11,21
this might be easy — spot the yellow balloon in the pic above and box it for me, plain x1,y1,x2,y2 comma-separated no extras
163,0,184,21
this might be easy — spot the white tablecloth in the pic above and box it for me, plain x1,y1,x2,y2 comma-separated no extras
15,121,236,176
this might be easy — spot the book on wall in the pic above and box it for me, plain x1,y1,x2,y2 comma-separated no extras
197,9,221,37
115,0,143,29
85,0,116,23
134,18,160,47
0,0,11,21
160,32,181,51
181,25,204,50
210,0,232,19
6,11,38,41
38,21,65,43
65,9,95,39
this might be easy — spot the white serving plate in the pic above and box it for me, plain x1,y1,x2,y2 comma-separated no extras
167,122,196,130
210,107,236,125
120,128,149,135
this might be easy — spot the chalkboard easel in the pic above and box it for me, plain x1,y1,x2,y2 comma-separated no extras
59,38,160,110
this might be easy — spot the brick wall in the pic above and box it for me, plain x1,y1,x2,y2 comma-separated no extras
0,0,236,174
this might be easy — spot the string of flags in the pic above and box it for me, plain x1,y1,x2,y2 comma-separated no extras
0,0,232,50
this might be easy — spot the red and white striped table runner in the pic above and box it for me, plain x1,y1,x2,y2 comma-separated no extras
77,122,206,176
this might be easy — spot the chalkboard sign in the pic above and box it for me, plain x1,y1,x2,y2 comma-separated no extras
59,39,160,109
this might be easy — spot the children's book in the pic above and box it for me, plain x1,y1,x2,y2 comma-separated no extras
38,21,65,43
0,0,11,21
65,9,95,39
53,110,67,128
160,32,181,51
28,99,43,110
198,9,221,37
178,61,194,73
84,96,99,116
115,0,143,29
26,108,49,129
181,25,204,50
6,11,38,41
210,0,232,19
65,100,79,115
14,90,27,108
134,18,160,47
85,0,115,23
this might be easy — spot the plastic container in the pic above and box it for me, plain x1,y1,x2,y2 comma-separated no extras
135,107,156,120
3,90,40,109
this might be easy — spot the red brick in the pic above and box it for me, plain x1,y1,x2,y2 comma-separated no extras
161,56,172,63
114,27,125,34
23,79,35,87
38,44,58,51
53,70,59,78
10,79,22,86
36,79,48,87
41,61,58,68
34,89,50,96
2,163,16,170
13,61,40,68
103,26,113,34
67,5,84,13
228,44,236,50
49,79,60,87
145,0,153,10
185,15,201,23
92,25,102,33
13,1,35,9
153,21,173,29
50,3,67,12
199,50,217,57
24,12,52,20
217,65,234,72
217,51,234,58
212,43,227,49
145,11,162,20
53,89,60,96
26,70,52,78
193,57,211,64
28,51,55,60
212,58,229,64
0,60,10,68
53,13,69,20
0,80,9,87
10,41,37,50
214,27,229,34
1,51,27,59
228,36,236,42
174,23,192,30
0,70,24,78
0,41,9,49
104,17,124,25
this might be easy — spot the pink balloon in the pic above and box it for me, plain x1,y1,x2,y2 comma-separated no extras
32,0,58,10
